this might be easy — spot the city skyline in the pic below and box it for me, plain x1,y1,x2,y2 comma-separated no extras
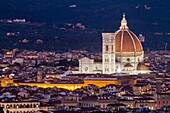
0,1,170,113
0,0,169,51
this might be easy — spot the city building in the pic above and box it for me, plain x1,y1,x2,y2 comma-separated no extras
78,14,150,75
0,101,40,113
157,92,170,109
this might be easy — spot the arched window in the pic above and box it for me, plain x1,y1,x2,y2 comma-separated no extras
6,104,8,108
105,58,109,62
34,104,36,108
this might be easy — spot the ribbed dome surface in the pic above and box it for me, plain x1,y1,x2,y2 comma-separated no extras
115,14,143,57
115,30,143,53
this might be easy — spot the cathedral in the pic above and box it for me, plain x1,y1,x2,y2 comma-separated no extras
77,14,150,75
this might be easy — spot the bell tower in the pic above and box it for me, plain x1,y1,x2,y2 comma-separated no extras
102,33,115,74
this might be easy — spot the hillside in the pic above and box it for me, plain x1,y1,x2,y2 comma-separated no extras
0,0,170,51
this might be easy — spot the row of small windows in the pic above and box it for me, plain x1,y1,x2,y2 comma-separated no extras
158,95,170,99
105,57,141,62
105,68,109,71
105,45,141,62
81,103,106,108
104,68,114,72
0,104,39,109
105,58,131,62
105,45,114,51
158,100,170,105
121,81,130,85
105,58,109,62
104,58,115,62
135,104,154,109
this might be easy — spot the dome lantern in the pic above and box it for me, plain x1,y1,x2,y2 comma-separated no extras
115,14,143,57
119,13,128,30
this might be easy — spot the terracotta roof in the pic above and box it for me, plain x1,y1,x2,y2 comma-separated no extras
115,29,143,56
137,63,148,70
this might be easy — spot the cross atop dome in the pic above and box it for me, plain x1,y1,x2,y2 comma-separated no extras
119,13,128,30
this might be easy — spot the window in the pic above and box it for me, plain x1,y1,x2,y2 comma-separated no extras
166,101,168,104
105,68,109,71
105,58,109,62
127,58,130,61
163,95,165,99
158,95,161,99
106,45,108,51
158,101,160,105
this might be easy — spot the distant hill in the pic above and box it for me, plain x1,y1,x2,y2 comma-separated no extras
0,0,170,51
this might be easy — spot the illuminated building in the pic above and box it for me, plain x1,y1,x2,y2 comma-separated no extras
3,51,14,58
135,97,156,110
157,92,170,109
1,75,137,90
78,14,150,75
0,101,40,113
0,14,148,91
80,95,115,108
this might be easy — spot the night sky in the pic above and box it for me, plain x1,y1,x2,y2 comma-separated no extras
0,0,169,51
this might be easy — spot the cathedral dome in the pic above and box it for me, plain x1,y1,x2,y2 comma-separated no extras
115,14,143,57
137,63,148,70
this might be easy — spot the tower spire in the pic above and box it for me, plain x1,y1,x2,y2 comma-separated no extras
119,13,128,30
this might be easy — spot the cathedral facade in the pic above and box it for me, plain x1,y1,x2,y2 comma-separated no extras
78,14,149,75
